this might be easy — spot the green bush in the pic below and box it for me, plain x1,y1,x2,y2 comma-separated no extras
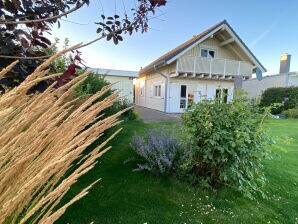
282,108,298,118
181,94,272,199
260,87,298,114
74,74,136,120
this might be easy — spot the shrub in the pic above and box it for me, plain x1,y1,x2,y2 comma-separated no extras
74,73,136,120
282,108,298,118
130,126,187,175
260,87,298,114
181,94,272,199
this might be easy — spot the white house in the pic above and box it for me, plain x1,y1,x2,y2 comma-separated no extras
90,68,138,103
134,20,266,113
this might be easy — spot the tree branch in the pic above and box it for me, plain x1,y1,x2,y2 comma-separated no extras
0,55,51,59
0,3,85,25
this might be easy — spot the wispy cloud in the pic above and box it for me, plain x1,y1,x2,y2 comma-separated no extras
249,12,285,48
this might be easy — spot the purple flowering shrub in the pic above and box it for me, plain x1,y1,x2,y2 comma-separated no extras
130,126,186,175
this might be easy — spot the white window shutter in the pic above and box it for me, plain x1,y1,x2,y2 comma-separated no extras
228,87,234,102
160,83,165,98
150,84,153,97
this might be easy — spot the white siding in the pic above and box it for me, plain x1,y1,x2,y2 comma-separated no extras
168,78,234,113
242,72,298,98
105,75,134,103
181,37,252,65
145,73,166,111
135,77,146,106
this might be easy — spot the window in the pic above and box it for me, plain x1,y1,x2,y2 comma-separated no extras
215,88,229,103
200,48,216,58
180,85,187,98
154,85,161,97
140,86,144,96
215,88,221,102
222,88,228,103
180,85,187,108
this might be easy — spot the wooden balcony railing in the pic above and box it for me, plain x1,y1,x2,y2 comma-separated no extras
177,56,253,77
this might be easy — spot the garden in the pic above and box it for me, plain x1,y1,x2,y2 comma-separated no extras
56,118,298,224
56,91,297,224
1,1,298,223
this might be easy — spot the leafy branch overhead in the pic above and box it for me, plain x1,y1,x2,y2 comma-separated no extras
95,0,167,45
0,0,167,92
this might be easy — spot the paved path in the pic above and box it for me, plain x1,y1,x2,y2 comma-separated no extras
134,105,180,122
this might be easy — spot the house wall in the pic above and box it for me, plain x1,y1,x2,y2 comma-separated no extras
167,78,234,113
183,37,252,64
134,76,146,106
104,75,135,103
243,72,298,98
135,71,167,112
136,62,235,113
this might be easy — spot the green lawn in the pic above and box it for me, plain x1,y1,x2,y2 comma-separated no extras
57,119,298,224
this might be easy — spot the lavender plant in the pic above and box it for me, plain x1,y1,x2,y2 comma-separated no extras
130,126,186,175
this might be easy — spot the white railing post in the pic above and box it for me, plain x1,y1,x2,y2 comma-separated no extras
237,61,241,76
209,58,212,76
224,60,227,76
193,56,197,75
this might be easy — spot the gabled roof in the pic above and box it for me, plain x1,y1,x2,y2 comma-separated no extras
89,68,138,77
140,20,266,74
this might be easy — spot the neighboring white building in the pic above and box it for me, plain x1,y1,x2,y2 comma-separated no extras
242,72,298,98
90,68,138,103
243,54,298,98
134,20,266,113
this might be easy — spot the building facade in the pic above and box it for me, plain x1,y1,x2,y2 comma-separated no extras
135,20,266,113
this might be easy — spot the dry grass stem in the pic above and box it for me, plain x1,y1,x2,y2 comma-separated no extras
0,45,124,223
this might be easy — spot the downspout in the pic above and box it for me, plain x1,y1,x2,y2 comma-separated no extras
153,62,169,113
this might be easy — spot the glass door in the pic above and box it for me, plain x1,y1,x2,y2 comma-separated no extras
180,85,187,111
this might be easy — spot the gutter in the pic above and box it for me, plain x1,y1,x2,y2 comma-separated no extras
153,61,169,113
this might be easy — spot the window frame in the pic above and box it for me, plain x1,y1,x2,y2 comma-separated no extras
199,45,218,59
139,86,144,96
153,84,162,98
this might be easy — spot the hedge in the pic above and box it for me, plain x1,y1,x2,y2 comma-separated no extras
260,87,298,114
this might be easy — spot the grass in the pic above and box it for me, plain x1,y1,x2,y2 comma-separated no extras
56,119,298,224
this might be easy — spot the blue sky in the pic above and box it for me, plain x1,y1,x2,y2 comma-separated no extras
50,0,298,75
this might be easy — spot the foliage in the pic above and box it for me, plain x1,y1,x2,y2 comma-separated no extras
0,0,167,92
74,74,111,96
181,94,272,199
0,46,124,223
260,86,298,114
282,107,298,118
130,126,187,175
0,0,89,91
74,73,136,120
45,37,72,73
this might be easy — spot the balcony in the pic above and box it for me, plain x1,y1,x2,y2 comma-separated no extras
175,56,253,79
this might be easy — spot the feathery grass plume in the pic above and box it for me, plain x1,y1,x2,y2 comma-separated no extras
0,44,126,223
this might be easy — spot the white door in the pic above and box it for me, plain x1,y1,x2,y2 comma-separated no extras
169,83,180,113
207,84,216,99
169,83,188,113
195,83,206,103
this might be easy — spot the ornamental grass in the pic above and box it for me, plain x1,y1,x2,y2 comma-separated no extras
0,44,124,223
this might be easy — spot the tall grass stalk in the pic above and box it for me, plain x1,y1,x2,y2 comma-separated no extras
0,44,124,223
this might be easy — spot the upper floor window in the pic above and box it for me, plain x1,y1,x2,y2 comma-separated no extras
200,48,216,58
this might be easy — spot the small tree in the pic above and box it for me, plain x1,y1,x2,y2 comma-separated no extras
181,93,272,199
